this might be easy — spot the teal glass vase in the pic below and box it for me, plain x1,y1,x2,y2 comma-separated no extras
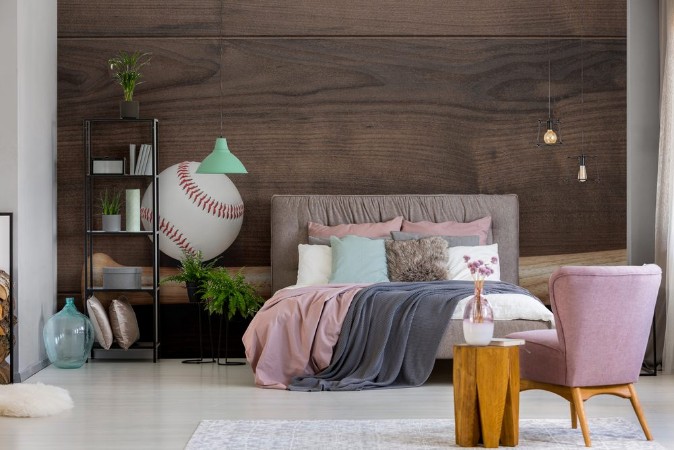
43,297,94,368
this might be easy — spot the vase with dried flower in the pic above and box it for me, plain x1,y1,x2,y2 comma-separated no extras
462,255,498,346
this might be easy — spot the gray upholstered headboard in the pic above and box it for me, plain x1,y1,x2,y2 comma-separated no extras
270,194,519,293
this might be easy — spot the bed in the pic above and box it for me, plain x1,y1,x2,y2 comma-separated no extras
244,194,553,389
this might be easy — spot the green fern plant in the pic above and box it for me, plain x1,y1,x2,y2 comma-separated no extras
160,249,218,286
200,268,263,320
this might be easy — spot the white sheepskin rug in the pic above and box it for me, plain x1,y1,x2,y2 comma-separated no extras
0,383,73,417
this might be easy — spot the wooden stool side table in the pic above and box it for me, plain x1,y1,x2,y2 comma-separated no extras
453,345,520,448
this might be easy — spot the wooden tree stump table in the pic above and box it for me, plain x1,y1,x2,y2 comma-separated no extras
453,344,521,448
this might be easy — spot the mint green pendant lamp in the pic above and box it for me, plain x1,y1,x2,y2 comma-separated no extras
196,137,247,174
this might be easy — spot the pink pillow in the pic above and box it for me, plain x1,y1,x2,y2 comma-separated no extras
308,216,403,239
401,216,491,245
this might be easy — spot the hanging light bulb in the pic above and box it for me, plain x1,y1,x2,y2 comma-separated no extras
577,155,587,182
535,2,562,148
543,119,558,145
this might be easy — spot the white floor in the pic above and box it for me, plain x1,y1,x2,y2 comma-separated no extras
0,359,672,449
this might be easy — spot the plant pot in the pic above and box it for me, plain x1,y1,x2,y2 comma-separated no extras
186,281,202,303
120,100,139,119
102,214,121,232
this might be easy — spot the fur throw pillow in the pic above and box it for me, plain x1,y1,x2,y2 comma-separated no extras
385,237,449,282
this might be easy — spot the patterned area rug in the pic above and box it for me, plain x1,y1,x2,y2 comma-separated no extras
186,417,664,449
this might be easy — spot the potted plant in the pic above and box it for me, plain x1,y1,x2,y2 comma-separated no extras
200,267,263,320
100,189,122,231
108,50,152,119
160,250,219,303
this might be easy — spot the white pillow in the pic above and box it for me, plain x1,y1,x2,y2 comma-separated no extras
296,244,332,286
447,244,500,281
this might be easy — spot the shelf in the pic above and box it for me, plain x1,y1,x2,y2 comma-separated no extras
86,230,154,236
91,341,159,360
85,118,158,124
88,286,158,293
84,118,160,362
86,174,155,179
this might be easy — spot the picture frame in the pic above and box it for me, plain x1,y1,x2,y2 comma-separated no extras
0,213,13,384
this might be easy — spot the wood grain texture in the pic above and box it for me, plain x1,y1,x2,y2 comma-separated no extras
454,345,520,448
501,349,520,446
453,345,480,447
58,1,625,38
519,249,627,304
58,36,626,295
58,0,222,38
476,347,510,448
57,3,626,359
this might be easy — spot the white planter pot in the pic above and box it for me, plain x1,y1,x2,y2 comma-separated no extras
102,214,121,232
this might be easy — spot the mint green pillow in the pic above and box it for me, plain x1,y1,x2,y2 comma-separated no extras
329,235,389,284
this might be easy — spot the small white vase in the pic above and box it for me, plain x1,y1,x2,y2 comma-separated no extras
102,214,121,232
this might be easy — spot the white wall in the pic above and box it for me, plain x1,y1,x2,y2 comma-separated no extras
0,0,58,381
627,0,660,266
627,0,662,367
0,1,18,216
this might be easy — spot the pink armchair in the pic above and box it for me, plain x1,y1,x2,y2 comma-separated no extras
507,265,661,447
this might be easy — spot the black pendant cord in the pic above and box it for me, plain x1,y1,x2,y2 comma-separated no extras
218,311,245,366
547,0,552,120
580,0,585,155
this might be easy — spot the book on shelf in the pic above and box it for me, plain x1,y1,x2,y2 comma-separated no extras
134,144,152,175
143,144,153,175
129,143,136,175
133,144,145,175
489,338,525,347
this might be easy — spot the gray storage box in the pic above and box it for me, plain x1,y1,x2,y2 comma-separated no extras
103,267,142,289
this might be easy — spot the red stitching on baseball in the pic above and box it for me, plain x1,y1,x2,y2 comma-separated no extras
176,161,244,219
140,207,194,254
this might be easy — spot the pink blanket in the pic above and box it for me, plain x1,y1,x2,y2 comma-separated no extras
242,284,367,389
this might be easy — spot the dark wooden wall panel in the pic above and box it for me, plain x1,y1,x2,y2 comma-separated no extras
57,1,626,356
58,1,625,38
58,1,222,37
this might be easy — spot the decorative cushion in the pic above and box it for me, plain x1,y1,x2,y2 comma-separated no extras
308,216,403,239
447,244,500,281
86,295,114,350
329,235,389,284
390,231,480,247
401,216,492,245
385,237,449,282
108,297,140,350
296,244,332,286
308,235,387,246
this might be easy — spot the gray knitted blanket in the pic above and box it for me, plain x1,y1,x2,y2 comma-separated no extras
288,280,532,391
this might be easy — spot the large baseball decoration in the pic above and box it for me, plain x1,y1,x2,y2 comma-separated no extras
140,161,244,261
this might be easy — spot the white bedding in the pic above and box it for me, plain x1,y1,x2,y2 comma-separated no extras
283,285,554,324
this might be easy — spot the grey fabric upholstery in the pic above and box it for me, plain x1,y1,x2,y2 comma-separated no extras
270,194,520,293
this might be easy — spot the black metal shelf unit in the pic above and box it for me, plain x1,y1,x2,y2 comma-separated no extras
83,118,160,362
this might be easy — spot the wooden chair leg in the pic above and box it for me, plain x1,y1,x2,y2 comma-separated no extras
627,384,653,441
571,388,592,447
570,401,577,429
